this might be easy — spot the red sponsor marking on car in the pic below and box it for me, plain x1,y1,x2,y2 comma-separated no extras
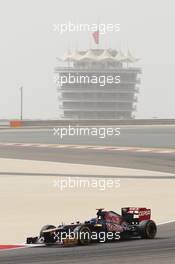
139,210,151,216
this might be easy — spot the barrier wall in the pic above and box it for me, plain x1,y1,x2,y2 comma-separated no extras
0,119,175,128
22,119,175,126
10,120,23,128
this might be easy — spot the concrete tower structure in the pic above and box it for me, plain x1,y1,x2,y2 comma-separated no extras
55,49,141,119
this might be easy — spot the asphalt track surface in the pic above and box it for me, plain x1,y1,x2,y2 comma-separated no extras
0,222,175,264
0,145,174,174
0,126,175,148
0,126,175,173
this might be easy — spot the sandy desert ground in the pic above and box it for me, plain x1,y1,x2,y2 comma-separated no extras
0,158,174,244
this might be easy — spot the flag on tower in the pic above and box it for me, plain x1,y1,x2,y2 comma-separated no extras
92,30,99,45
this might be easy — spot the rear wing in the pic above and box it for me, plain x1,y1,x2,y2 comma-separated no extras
121,207,151,224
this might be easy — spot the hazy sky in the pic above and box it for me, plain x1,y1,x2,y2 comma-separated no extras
0,0,174,119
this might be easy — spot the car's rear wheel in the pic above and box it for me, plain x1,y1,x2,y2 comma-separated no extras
139,220,157,239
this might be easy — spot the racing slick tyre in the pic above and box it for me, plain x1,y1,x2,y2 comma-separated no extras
139,220,157,239
74,226,92,246
40,225,56,244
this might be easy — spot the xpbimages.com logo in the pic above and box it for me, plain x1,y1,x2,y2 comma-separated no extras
53,126,121,139
54,73,120,87
54,230,121,243
53,177,120,191
53,22,120,35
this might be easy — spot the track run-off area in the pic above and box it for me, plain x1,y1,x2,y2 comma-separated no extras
0,125,175,263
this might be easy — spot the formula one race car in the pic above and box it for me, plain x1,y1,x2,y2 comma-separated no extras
26,208,157,246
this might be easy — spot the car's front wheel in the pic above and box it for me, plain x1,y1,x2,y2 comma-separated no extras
40,224,56,244
74,226,92,245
